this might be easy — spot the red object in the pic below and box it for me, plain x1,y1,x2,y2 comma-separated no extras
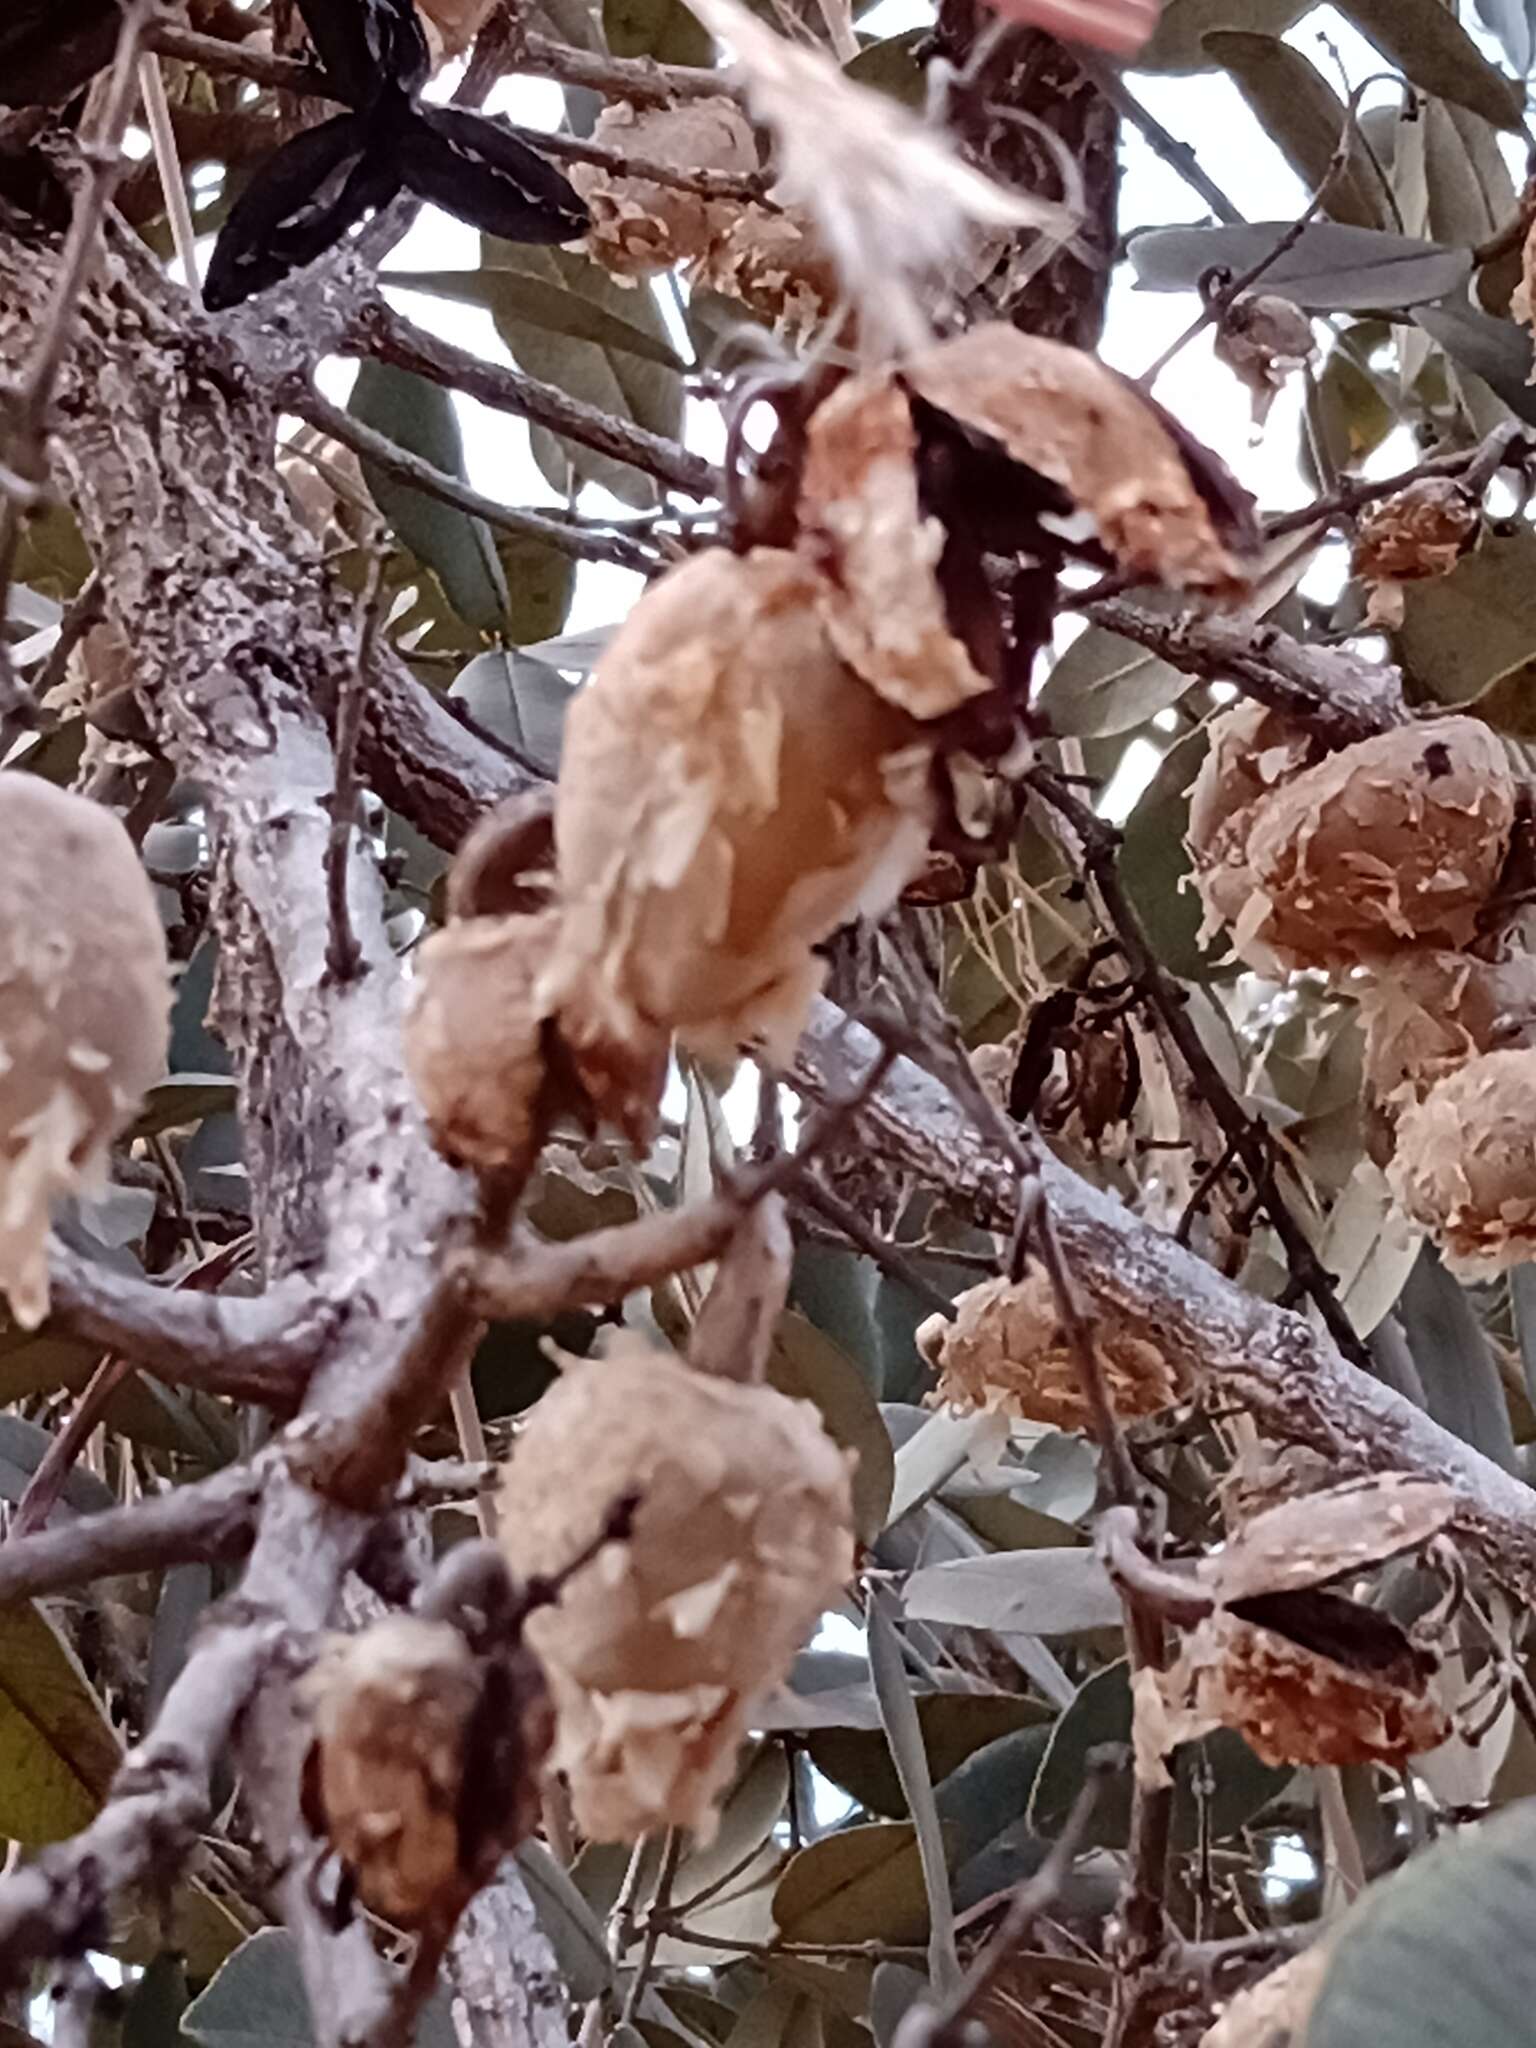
976,0,1162,56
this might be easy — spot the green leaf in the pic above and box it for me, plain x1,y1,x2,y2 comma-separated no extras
1118,728,1229,984
807,1696,1050,1820
0,1413,116,1517
605,0,713,66
1412,301,1536,424
1038,620,1187,740
1203,33,1390,228
1337,0,1525,129
1307,1798,1536,2048
868,1596,958,1992
1396,522,1536,705
1399,1246,1518,1470
674,1741,790,1903
767,1312,895,1542
902,1549,1122,1636
1136,0,1311,71
0,1602,122,1843
497,529,577,647
147,1563,214,1722
1311,332,1396,477
844,30,927,108
1420,101,1517,250
1029,1662,1290,1850
387,270,685,371
936,1725,1053,1871
479,239,686,509
1128,222,1472,310
349,360,508,632
773,1823,931,1946
450,647,573,773
516,1840,616,1999
131,1075,239,1140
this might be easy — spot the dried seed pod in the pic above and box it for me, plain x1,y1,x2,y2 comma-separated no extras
696,201,840,339
302,1611,553,1932
572,98,759,280
0,773,170,1328
1219,1439,1342,1532
1201,1473,1458,1603
1356,944,1536,1111
498,1336,854,1840
404,908,561,1174
1387,1045,1536,1276
1239,717,1518,971
541,548,933,1139
917,1270,1181,1430
1141,1608,1450,1773
1186,700,1319,954
1352,478,1480,629
800,323,1252,720
1212,292,1314,426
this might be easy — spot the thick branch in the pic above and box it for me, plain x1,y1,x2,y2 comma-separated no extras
1079,601,1408,747
794,1002,1536,1599
47,1243,324,1407
0,1464,262,1607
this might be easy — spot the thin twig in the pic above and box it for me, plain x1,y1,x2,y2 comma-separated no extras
10,1355,133,1539
1070,50,1243,226
326,544,386,984
296,391,664,574
137,51,203,305
796,1180,958,1323
622,1830,683,2025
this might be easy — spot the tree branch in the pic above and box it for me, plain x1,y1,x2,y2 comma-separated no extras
0,1463,263,1607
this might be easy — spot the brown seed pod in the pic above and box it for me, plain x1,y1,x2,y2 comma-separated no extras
1186,700,1320,955
1212,292,1314,426
498,1336,854,1840
696,201,840,339
1201,1472,1458,1604
1386,1045,1536,1276
541,547,932,1139
1351,478,1480,629
1356,943,1536,1112
572,98,760,280
916,1270,1181,1431
1142,1608,1450,1773
799,323,1252,720
403,908,562,1175
1239,717,1518,971
0,773,170,1328
302,1611,553,1933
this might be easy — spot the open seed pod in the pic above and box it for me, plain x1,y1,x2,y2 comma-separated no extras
540,547,933,1139
498,1335,854,1840
696,201,840,339
917,1269,1181,1430
1237,717,1518,972
1138,1473,1458,1777
0,773,170,1328
1186,699,1320,951
1351,478,1480,629
1386,1045,1536,1276
1356,943,1536,1113
798,323,1254,721
572,98,760,280
404,908,563,1175
302,1610,553,1933
1212,291,1314,427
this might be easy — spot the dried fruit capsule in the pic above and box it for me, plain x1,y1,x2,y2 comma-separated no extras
498,1336,854,1839
572,98,759,279
917,1270,1181,1430
1387,1045,1536,1276
541,547,932,1138
1356,945,1536,1113
0,773,169,1327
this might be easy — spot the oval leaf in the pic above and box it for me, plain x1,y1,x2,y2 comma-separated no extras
1203,32,1390,228
1129,222,1472,311
0,1602,122,1843
1338,0,1525,129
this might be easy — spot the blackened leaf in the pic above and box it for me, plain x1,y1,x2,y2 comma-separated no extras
399,107,588,246
204,116,399,312
292,0,428,106
1128,222,1472,311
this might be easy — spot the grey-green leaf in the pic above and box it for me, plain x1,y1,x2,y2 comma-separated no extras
1136,0,1311,71
1203,32,1390,228
1337,0,1525,129
349,360,508,632
1038,620,1187,739
450,648,572,774
1412,301,1536,424
867,1595,959,1993
386,269,685,371
1129,222,1472,310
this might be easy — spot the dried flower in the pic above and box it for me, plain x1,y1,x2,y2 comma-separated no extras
0,773,170,1328
404,909,562,1174
540,547,933,1139
1387,1045,1536,1276
572,98,760,280
1234,718,1517,972
1352,478,1480,629
681,0,1070,360
917,1269,1181,1430
498,1336,854,1839
302,1610,552,1932
1213,292,1314,427
800,324,1252,719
